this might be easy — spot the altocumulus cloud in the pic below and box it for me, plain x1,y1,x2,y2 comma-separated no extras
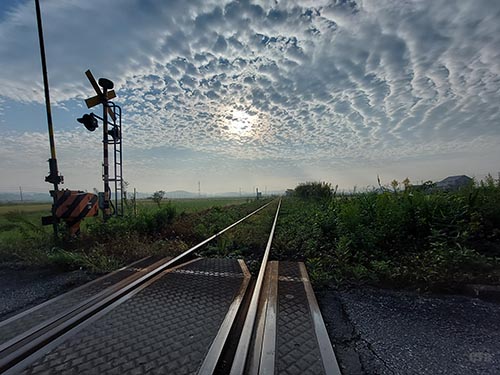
0,0,499,191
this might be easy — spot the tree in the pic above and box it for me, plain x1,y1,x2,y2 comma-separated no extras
402,177,410,190
391,179,399,192
151,190,166,207
294,182,332,199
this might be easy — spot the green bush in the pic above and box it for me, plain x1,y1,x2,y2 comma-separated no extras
87,203,177,240
274,178,500,290
294,181,332,200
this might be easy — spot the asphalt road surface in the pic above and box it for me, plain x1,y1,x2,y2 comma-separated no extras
318,287,500,375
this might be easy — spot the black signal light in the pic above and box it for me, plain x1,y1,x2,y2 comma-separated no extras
77,113,98,132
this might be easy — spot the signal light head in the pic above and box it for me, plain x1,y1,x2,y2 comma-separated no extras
77,113,98,132
108,126,120,141
98,78,114,90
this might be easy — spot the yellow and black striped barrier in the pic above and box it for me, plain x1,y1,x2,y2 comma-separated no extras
42,189,99,236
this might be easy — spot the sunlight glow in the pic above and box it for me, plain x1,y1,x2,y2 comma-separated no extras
225,109,255,137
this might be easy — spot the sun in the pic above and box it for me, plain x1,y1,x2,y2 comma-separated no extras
225,109,255,137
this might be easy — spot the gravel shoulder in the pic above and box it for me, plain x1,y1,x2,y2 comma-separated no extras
318,287,500,375
0,264,99,321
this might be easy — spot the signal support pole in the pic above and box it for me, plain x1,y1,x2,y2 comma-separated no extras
97,77,116,220
102,85,111,219
35,0,63,237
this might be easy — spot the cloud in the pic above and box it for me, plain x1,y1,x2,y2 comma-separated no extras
0,96,5,125
0,0,500,191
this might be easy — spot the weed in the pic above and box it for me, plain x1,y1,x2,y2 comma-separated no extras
0,198,261,273
274,177,500,291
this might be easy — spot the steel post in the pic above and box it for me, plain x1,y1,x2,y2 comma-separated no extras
102,87,110,219
35,0,62,237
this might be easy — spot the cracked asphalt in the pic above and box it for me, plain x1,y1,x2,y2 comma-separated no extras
318,287,500,375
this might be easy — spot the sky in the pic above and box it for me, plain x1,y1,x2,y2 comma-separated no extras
0,0,499,195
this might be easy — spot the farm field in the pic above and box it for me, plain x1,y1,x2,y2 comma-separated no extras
1,177,500,292
0,197,253,237
135,196,255,212
0,197,252,216
0,202,52,215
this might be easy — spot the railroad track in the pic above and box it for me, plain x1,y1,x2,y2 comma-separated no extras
0,199,341,374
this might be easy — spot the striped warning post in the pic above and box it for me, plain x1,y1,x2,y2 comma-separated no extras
54,190,99,235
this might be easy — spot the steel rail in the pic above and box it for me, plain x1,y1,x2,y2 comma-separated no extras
197,259,252,375
3,257,203,375
257,261,279,375
230,199,282,375
0,257,170,355
0,256,153,331
0,200,274,374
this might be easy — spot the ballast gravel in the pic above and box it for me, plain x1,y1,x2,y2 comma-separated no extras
0,264,98,321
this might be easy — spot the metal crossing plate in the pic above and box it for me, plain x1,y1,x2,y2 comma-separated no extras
13,258,250,375
276,262,325,375
276,262,341,375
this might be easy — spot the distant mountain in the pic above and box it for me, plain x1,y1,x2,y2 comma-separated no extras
134,190,285,199
211,190,285,197
132,191,200,199
211,192,245,197
165,190,199,199
0,189,286,203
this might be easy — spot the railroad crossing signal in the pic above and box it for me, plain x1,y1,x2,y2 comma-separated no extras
78,69,124,220
77,113,98,131
85,90,116,109
84,70,116,120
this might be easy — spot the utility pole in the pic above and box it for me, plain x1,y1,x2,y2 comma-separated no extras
35,0,63,237
133,188,137,216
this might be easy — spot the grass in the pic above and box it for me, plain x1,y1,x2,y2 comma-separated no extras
0,197,271,273
0,197,252,240
273,178,500,291
136,197,254,213
0,197,250,219
0,203,52,236
0,202,51,215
